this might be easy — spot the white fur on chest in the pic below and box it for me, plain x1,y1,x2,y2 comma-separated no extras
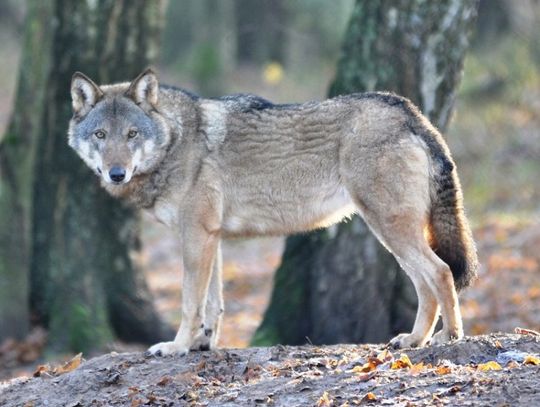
150,198,180,227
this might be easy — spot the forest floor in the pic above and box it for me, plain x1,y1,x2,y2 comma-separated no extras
2,333,540,406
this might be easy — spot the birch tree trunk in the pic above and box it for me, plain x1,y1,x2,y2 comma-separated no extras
0,0,172,351
254,0,478,346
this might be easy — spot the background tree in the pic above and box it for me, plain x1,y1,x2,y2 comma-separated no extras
0,1,53,342
254,0,478,346
0,0,172,352
235,0,287,65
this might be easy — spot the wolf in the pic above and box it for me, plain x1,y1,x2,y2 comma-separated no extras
68,68,478,356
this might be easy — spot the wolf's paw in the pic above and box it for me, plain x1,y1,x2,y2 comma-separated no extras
190,328,215,351
430,329,463,346
388,333,426,349
145,341,189,357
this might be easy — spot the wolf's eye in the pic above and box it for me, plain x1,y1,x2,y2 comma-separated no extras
94,130,106,139
128,129,138,139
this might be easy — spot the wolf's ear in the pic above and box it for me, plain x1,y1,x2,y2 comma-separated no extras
125,68,159,108
71,72,103,117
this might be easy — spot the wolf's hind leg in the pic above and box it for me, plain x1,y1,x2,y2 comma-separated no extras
360,209,442,348
191,242,224,351
388,267,439,348
343,144,462,348
359,208,463,348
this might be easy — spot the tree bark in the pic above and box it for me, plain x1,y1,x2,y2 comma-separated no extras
254,0,478,346
0,0,171,352
0,1,54,342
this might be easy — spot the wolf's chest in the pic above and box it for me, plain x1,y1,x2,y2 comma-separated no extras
150,198,180,227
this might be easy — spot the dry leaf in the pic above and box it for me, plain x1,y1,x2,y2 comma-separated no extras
495,340,503,349
361,392,377,403
316,391,333,407
391,354,413,369
507,360,520,369
524,355,540,365
351,360,378,373
355,371,377,382
435,365,452,375
54,353,83,375
33,364,51,378
514,327,540,337
477,361,502,371
157,375,173,386
376,349,393,362
409,362,426,376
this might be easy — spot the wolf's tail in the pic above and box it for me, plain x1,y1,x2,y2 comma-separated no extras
402,100,478,291
415,131,477,290
428,157,478,291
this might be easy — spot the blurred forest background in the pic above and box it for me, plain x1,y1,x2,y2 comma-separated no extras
0,0,539,380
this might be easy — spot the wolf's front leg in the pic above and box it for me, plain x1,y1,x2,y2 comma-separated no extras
191,241,223,351
147,221,220,357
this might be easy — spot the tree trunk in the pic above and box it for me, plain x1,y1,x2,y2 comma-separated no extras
0,2,54,342
254,0,478,346
0,0,171,352
190,0,236,96
235,0,288,65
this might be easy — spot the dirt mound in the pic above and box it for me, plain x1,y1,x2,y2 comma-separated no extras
1,333,540,406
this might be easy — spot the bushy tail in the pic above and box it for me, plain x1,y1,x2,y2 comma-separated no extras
427,145,478,291
388,95,478,291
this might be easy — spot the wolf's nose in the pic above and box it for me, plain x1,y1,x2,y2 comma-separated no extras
109,166,126,183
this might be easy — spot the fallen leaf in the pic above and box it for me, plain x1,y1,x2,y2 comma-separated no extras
376,349,393,362
351,360,377,373
157,375,173,386
54,353,83,375
477,361,502,371
495,340,503,349
524,355,540,365
355,371,377,382
33,364,51,378
410,362,426,375
435,365,452,375
507,361,520,369
514,327,540,337
316,391,333,407
361,392,377,403
391,354,413,369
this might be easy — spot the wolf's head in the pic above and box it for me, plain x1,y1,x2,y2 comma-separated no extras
68,69,171,186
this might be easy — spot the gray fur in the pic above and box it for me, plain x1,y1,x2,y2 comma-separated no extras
68,69,478,355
